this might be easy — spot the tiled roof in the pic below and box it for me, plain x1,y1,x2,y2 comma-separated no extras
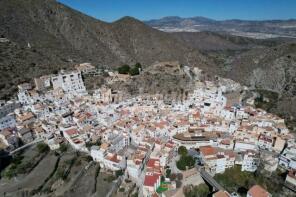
200,146,217,156
143,172,161,187
248,185,270,197
65,128,78,136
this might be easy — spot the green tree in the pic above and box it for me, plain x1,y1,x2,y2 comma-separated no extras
166,168,171,178
116,169,124,177
176,155,195,170
178,146,188,156
59,143,68,153
117,65,130,74
37,143,49,153
134,63,142,69
129,66,140,76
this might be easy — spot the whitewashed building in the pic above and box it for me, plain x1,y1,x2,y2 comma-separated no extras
51,70,86,94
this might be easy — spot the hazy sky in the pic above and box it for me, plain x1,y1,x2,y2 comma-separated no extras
58,0,296,22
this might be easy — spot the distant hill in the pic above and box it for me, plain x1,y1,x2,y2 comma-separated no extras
145,16,296,39
171,31,290,51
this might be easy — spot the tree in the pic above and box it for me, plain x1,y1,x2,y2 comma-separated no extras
129,67,140,76
117,65,130,74
116,169,124,177
166,168,171,178
178,146,188,156
36,143,49,153
59,143,68,153
134,63,142,69
183,184,209,197
176,155,195,171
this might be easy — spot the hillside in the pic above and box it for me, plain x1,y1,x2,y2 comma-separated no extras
0,0,211,99
207,43,296,130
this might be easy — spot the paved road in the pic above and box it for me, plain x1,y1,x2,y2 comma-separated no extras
10,138,43,155
169,154,181,174
199,168,224,191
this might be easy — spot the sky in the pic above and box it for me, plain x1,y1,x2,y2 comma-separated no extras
58,0,296,22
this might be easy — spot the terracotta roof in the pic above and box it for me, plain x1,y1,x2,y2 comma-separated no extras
143,172,161,187
106,154,120,163
213,190,230,197
64,128,78,136
193,112,200,119
147,158,160,168
248,185,270,197
288,170,296,179
0,129,12,137
200,146,217,156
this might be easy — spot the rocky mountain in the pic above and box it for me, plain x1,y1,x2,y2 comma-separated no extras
145,16,296,39
0,0,212,99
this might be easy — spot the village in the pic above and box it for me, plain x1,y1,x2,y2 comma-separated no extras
0,62,296,197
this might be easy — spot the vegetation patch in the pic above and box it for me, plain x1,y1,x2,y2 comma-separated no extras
103,174,117,183
117,63,142,76
214,165,286,196
176,146,195,170
183,183,210,197
156,181,170,193
1,154,24,179
59,143,68,153
254,89,279,111
37,143,50,154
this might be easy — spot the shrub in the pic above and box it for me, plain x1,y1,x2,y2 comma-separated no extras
129,67,140,76
178,146,188,156
119,187,125,192
134,63,142,69
118,65,130,74
104,175,116,183
59,143,68,153
183,184,209,197
116,169,124,177
166,168,171,178
37,143,49,153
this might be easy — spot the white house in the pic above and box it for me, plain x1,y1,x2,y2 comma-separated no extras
0,114,16,130
241,150,259,172
51,70,86,94
63,128,87,152
279,146,296,170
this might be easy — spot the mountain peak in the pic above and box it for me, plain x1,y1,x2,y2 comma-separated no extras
115,16,141,23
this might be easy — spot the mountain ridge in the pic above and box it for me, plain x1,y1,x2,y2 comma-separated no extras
0,0,212,99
